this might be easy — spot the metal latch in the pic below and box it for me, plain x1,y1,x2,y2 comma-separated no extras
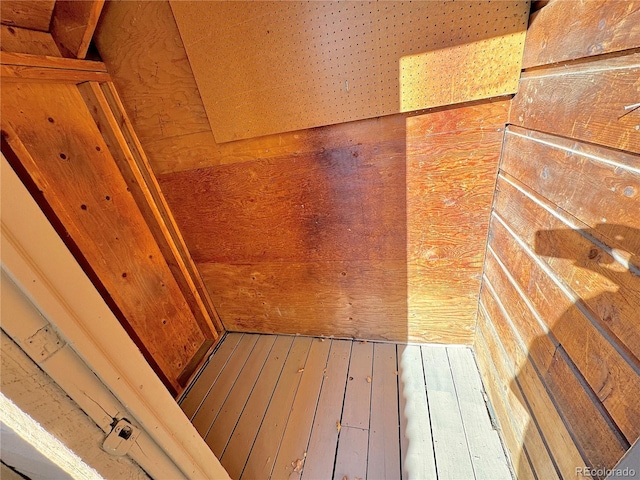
103,418,140,456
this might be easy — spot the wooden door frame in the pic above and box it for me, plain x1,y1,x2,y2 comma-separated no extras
1,154,230,479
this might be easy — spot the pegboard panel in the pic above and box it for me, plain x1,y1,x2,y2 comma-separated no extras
170,1,529,143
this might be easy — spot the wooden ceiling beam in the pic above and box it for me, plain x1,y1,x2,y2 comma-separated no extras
50,0,105,59
0,51,109,83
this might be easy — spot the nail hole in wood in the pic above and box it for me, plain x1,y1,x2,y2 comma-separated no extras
80,204,87,210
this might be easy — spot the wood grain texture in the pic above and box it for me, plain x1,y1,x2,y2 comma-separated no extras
510,53,640,154
473,330,537,480
0,51,107,70
199,260,407,342
493,176,640,427
0,0,55,31
479,272,589,479
475,309,558,480
93,0,217,175
406,116,505,344
51,0,105,59
522,0,640,69
1,25,60,56
159,140,406,264
1,83,207,395
159,99,505,343
79,82,224,355
490,208,640,447
501,127,640,261
170,0,527,141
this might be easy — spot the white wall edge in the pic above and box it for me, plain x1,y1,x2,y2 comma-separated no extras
1,154,230,480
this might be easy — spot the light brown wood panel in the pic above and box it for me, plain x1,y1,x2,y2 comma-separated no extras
500,127,640,261
1,25,60,56
406,107,506,345
170,1,527,141
406,97,510,136
473,326,538,480
1,83,209,395
198,260,407,342
475,307,559,480
479,273,589,479
490,207,640,444
158,140,406,264
157,99,504,343
51,0,105,59
483,249,556,374
510,53,640,154
494,174,640,376
0,0,55,31
151,109,408,176
93,0,216,175
522,0,640,69
543,347,628,471
78,82,223,374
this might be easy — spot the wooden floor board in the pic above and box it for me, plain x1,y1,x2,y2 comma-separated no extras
368,342,401,480
180,332,243,419
205,335,277,457
422,346,475,480
240,336,313,480
185,335,513,480
398,344,437,479
447,347,512,480
301,340,352,480
192,334,259,436
221,335,294,479
271,338,331,479
334,426,369,480
341,341,374,429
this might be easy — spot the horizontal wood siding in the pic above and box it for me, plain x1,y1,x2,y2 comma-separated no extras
476,26,640,480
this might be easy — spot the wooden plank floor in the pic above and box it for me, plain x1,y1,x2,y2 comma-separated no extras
180,333,513,480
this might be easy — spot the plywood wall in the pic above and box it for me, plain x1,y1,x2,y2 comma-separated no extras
95,0,507,344
157,98,506,343
474,2,640,478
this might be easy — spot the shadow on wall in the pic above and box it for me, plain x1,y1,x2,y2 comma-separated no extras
513,224,639,480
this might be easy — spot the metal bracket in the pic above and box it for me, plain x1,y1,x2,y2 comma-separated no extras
24,325,65,362
103,418,140,456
